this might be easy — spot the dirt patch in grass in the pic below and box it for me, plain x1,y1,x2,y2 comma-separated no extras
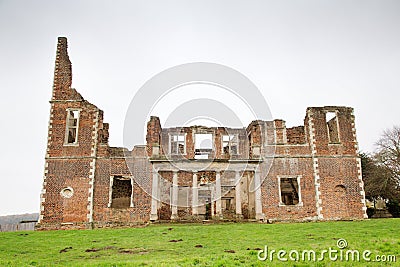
85,248,100,253
119,248,149,255
84,246,149,255
169,239,183,242
59,247,72,253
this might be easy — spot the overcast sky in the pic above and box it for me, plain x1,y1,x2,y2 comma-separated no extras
0,1,399,216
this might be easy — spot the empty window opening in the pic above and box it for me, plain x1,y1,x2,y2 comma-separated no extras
334,184,346,193
280,177,300,205
222,135,239,155
195,134,213,159
170,134,186,155
171,186,190,208
198,189,212,219
65,110,79,144
326,111,340,143
177,186,189,208
222,197,234,212
111,177,132,209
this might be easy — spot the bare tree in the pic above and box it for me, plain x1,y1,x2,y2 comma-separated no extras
361,126,400,217
375,126,400,189
361,153,397,202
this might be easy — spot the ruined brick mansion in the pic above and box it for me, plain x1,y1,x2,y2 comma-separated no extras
37,37,367,229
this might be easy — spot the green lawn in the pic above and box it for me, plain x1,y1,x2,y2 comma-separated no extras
0,219,399,266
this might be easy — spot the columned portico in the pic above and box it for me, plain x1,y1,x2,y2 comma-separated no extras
149,160,262,222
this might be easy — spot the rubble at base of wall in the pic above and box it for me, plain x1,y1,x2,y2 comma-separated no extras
36,221,150,230
35,222,89,231
264,216,365,224
93,221,149,229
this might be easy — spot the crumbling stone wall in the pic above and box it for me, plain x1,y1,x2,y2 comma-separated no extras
286,126,306,144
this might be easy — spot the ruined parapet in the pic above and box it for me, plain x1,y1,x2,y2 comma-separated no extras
146,116,162,157
305,106,358,155
286,126,306,144
52,37,83,101
53,37,71,92
109,147,130,158
246,120,264,158
273,119,287,144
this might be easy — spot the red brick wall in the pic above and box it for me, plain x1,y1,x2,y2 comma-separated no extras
39,37,366,229
261,157,317,221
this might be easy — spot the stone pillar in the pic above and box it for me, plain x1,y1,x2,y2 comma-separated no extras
150,170,159,221
235,171,242,218
157,178,162,209
171,170,178,220
211,190,215,217
215,171,222,218
192,171,198,215
254,170,264,220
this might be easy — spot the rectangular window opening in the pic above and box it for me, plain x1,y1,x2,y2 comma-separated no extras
111,177,132,209
195,133,213,159
170,134,186,155
326,111,340,143
280,177,300,205
177,186,189,208
65,110,80,144
222,134,239,155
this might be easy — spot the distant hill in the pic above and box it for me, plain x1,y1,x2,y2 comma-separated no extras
0,213,39,224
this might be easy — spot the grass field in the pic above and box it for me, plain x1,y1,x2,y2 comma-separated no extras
0,219,399,266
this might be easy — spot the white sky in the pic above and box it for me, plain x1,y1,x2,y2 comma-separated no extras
0,0,399,215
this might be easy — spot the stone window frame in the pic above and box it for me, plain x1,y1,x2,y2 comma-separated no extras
168,133,187,155
325,110,341,144
107,175,134,208
278,175,303,207
221,134,239,155
64,108,81,146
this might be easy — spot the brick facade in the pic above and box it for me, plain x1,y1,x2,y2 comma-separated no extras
37,37,367,230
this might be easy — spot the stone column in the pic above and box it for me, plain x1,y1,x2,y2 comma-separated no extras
235,171,242,218
192,171,198,215
171,170,178,220
157,178,162,209
215,171,222,218
254,170,264,220
150,170,159,221
211,189,215,217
